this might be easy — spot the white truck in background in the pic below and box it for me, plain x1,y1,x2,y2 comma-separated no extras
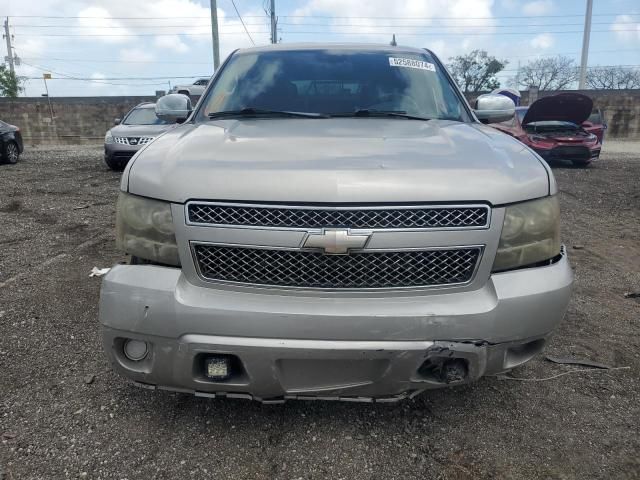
170,78,210,97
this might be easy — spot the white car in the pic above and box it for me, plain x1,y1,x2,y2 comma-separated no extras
170,78,210,97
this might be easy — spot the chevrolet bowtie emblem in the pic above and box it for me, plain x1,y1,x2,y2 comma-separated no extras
303,229,371,255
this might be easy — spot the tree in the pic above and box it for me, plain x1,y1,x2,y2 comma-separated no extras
586,66,640,90
0,65,23,97
517,56,578,91
447,50,508,93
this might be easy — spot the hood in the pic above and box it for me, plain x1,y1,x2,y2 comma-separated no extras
125,118,550,205
110,123,173,137
522,93,593,126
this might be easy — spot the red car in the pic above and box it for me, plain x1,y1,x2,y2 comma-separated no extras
491,93,601,167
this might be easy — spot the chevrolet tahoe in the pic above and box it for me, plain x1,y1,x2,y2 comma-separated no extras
99,44,573,403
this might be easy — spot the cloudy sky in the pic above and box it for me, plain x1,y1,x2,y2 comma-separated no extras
2,0,639,96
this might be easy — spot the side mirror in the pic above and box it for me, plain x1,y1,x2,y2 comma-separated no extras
114,118,121,125
473,94,515,124
155,93,193,123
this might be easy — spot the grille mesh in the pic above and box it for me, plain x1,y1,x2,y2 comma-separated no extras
187,204,489,229
193,245,481,289
113,136,154,146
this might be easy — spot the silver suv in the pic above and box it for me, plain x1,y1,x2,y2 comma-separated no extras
99,44,573,402
104,102,172,170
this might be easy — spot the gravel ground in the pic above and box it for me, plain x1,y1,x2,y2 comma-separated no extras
1,143,639,479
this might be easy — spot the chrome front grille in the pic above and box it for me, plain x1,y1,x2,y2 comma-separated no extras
186,203,489,230
113,136,154,146
193,244,482,289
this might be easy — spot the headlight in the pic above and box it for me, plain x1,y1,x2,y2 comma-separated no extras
492,196,561,272
105,131,114,144
115,192,180,266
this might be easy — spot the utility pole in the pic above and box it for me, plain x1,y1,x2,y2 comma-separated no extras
42,73,54,121
3,17,15,74
578,0,593,90
270,0,277,44
210,0,220,70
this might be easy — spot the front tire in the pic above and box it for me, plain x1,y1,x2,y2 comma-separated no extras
178,90,190,96
3,141,19,164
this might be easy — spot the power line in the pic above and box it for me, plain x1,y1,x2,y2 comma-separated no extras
9,20,640,29
11,23,268,28
276,29,639,36
22,31,269,37
229,0,255,45
276,20,640,28
22,55,213,64
499,64,640,73
21,61,640,79
21,60,208,82
20,61,171,86
20,48,640,65
278,13,640,19
3,12,639,19
19,28,637,37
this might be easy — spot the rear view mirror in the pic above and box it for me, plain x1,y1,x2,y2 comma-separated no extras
113,118,121,125
474,94,515,124
155,94,193,123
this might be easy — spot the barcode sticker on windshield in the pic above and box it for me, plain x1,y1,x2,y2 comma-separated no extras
388,57,436,71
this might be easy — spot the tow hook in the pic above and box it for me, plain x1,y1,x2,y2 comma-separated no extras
441,359,468,383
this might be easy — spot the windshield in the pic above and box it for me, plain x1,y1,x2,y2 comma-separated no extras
198,49,468,121
123,107,169,125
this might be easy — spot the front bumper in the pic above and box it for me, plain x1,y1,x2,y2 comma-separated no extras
532,144,600,162
99,251,573,402
104,143,142,164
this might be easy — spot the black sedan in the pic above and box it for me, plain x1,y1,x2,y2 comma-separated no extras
0,120,23,164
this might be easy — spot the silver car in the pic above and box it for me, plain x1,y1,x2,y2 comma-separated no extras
104,102,173,171
99,44,573,403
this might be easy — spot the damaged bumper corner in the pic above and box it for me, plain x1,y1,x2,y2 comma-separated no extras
104,333,550,403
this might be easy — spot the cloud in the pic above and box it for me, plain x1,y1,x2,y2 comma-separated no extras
119,47,155,64
522,0,554,16
293,0,496,42
611,15,640,43
499,0,518,10
530,33,554,49
76,6,135,44
154,35,190,54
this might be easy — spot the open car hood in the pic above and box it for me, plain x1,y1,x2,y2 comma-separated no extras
522,93,593,126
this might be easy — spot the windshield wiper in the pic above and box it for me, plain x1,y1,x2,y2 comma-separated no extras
329,109,433,121
208,108,327,119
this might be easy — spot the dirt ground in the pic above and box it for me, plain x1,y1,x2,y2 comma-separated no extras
0,143,638,480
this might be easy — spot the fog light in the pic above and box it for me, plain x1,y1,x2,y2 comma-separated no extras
205,356,231,380
123,339,148,361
